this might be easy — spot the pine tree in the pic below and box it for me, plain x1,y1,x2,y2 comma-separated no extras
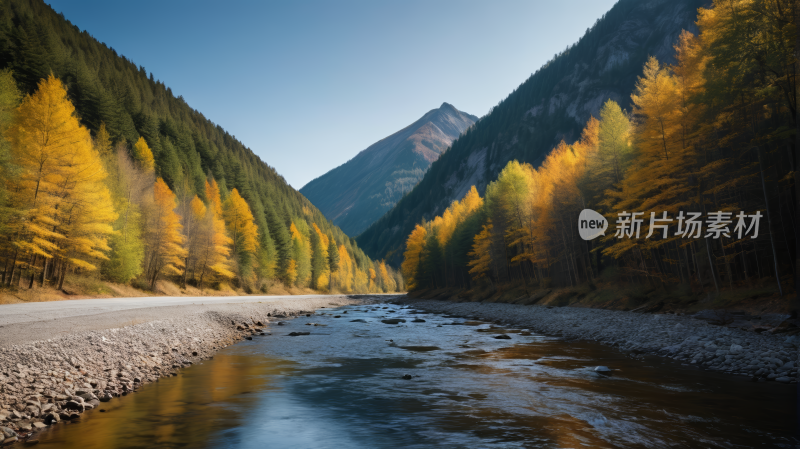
328,237,339,291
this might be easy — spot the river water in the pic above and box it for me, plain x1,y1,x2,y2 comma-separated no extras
36,303,795,448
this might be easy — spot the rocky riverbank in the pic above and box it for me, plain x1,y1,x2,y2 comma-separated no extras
0,295,386,445
396,299,799,384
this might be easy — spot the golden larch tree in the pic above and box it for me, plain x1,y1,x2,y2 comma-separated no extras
145,177,186,289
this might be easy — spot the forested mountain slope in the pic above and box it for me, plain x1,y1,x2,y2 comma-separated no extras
300,103,476,236
0,0,402,293
357,0,705,266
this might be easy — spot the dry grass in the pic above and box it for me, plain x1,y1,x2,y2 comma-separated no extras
0,287,69,304
0,274,349,305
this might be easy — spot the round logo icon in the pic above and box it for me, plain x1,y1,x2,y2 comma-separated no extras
578,209,607,241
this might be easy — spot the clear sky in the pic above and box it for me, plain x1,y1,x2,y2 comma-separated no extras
48,0,619,189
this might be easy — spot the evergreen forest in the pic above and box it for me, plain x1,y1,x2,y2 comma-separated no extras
0,0,402,295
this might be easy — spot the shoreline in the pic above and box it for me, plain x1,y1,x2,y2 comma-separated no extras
0,294,396,445
395,298,799,383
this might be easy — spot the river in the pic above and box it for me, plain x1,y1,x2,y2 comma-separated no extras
35,303,795,448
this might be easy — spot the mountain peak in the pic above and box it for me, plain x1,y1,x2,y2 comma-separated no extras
300,103,476,237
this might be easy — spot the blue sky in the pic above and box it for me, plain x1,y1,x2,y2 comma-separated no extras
48,0,619,189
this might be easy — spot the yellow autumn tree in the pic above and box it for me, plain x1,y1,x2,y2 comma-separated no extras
132,136,155,173
468,221,494,281
332,244,353,292
3,75,117,288
290,221,312,287
378,261,395,292
190,180,234,288
368,267,377,291
401,224,427,290
223,188,259,283
144,177,186,289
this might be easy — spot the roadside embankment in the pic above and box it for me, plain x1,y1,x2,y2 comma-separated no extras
396,298,798,383
0,294,392,445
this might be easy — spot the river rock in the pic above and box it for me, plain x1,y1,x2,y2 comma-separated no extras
381,319,406,325
24,405,39,417
32,422,47,429
775,377,791,383
412,319,426,323
402,374,412,380
494,334,511,340
594,366,613,373
0,426,17,438
44,412,59,425
350,319,367,323
287,332,310,336
64,400,84,412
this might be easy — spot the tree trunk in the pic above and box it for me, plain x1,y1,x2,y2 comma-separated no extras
756,146,784,296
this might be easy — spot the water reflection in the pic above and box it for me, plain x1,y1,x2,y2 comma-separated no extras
37,304,795,448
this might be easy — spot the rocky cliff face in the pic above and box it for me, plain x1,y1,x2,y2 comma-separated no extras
357,0,705,265
300,103,477,237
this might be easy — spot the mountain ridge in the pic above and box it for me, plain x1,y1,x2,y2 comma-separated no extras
300,102,476,236
356,0,705,266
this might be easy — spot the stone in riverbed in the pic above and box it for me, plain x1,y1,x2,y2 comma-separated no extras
350,319,367,323
64,400,84,412
43,412,59,425
594,366,613,373
1,426,17,438
494,334,512,340
775,377,791,383
381,319,406,325
32,422,47,429
411,319,426,323
401,374,412,380
287,332,310,336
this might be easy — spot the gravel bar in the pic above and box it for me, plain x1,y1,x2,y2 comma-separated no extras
397,299,799,384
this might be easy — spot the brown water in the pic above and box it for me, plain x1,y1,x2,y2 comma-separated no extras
35,304,796,448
